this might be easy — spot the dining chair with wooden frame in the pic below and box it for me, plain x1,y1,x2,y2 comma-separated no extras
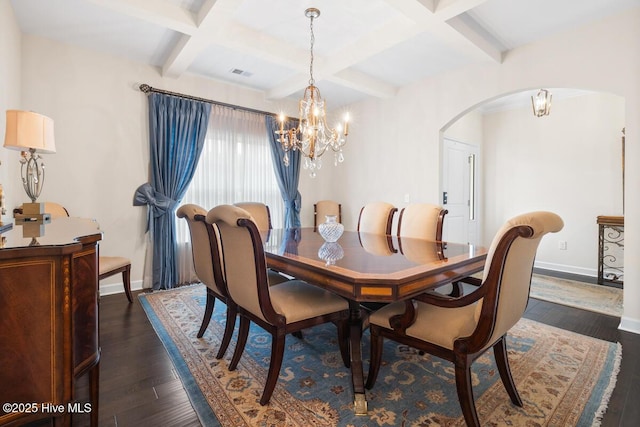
314,200,342,231
396,202,451,293
357,201,397,235
176,204,237,359
233,201,289,285
207,204,351,406
233,202,272,231
365,211,564,427
397,203,448,242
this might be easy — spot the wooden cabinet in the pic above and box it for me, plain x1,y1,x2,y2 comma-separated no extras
0,217,102,426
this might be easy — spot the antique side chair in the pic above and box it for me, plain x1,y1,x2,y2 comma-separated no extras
366,211,564,427
207,204,350,405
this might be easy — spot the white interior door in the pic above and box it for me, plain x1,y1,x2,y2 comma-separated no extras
441,138,479,245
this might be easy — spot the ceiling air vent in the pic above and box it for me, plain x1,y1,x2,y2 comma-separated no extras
229,68,253,77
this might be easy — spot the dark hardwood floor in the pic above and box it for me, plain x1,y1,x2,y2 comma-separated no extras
42,289,640,426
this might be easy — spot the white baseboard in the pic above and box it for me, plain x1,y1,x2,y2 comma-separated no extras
619,316,640,335
99,280,144,297
534,261,597,278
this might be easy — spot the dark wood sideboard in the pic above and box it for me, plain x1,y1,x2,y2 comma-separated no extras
0,217,102,426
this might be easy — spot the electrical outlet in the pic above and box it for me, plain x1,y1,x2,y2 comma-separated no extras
404,194,410,203
558,241,567,250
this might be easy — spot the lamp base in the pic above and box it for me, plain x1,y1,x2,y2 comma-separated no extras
15,213,51,223
14,202,51,223
22,202,45,215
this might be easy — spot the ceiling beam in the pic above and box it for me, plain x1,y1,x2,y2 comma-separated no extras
435,0,491,21
330,69,397,99
162,0,238,78
212,23,308,72
446,15,503,62
87,0,196,34
388,0,501,63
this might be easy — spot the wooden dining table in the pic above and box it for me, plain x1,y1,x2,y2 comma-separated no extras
264,228,488,415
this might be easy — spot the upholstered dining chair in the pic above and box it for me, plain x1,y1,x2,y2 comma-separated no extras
233,202,272,231
314,200,342,231
357,201,397,235
397,203,448,241
176,204,237,359
356,202,398,311
206,204,350,406
233,201,289,285
395,202,450,293
18,202,133,302
365,211,564,427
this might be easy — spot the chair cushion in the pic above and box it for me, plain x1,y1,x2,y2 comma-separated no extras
269,280,349,324
99,256,131,275
369,300,478,350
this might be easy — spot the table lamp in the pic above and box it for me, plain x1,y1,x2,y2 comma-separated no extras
3,110,56,220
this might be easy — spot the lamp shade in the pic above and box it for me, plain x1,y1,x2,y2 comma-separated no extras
4,110,56,153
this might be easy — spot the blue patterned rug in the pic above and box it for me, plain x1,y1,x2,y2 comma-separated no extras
140,284,621,426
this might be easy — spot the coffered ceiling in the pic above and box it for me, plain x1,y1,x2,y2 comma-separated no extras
10,0,640,107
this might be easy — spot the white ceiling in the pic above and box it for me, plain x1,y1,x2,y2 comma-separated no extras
10,0,640,109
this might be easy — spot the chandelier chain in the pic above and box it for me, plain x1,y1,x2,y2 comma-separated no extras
308,14,315,86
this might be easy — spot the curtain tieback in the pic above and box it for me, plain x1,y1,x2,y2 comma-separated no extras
286,193,301,213
133,183,178,230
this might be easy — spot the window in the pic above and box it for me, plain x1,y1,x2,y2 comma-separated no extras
176,104,283,283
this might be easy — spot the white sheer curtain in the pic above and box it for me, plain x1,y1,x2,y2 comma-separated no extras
175,104,283,284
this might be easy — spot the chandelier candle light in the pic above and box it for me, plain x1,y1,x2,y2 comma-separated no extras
276,8,350,177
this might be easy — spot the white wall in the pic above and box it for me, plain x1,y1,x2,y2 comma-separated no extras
0,0,22,212
336,9,640,332
482,92,624,276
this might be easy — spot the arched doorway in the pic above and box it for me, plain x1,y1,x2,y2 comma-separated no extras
441,88,624,281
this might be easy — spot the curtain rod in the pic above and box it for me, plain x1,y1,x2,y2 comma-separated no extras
138,84,279,118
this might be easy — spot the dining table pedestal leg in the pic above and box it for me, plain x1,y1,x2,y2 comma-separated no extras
348,300,368,415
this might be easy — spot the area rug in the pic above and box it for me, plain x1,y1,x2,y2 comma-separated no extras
139,284,621,427
530,274,623,317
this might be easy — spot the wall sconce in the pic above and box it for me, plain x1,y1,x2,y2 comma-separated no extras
531,89,552,117
3,110,56,220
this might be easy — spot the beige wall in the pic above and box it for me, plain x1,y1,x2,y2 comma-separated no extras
444,109,483,145
482,92,624,276
335,9,640,332
0,0,22,209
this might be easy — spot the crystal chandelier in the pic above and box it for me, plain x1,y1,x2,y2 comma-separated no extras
276,8,349,178
531,89,552,117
